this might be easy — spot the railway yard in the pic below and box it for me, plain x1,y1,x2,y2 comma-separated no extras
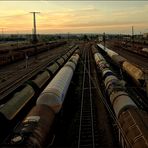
0,39,148,148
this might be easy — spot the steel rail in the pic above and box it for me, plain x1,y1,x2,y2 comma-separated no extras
78,48,95,148
0,46,74,102
89,51,132,148
78,49,86,148
88,50,95,148
0,55,57,101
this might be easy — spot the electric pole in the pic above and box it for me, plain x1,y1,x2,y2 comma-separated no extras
103,32,106,50
132,26,134,48
1,28,5,40
30,12,40,43
68,32,70,45
1,28,4,36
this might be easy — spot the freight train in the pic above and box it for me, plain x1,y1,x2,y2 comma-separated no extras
111,40,148,58
1,49,80,147
92,46,148,148
0,41,66,66
0,45,78,142
142,48,148,53
97,44,145,87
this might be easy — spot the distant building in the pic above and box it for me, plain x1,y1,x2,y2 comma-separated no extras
143,33,148,38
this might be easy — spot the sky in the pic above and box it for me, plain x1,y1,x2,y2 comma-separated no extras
0,1,148,34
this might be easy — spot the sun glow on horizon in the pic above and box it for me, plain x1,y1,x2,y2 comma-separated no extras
0,1,148,34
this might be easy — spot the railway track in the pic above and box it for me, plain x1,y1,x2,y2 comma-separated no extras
50,44,101,147
0,55,56,102
31,43,116,148
98,46,148,112
78,48,98,148
0,43,70,83
106,41,148,69
0,47,79,146
126,85,148,111
0,45,73,102
0,42,147,147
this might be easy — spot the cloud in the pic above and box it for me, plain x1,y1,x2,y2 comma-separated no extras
0,3,148,34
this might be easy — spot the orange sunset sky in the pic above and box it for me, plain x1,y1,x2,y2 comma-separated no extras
0,1,148,34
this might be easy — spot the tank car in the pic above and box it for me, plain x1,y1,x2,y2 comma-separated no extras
4,105,55,148
37,53,80,113
118,107,148,148
27,46,76,90
94,52,109,71
74,49,80,55
0,84,35,142
92,48,148,148
66,51,71,57
142,48,148,53
2,50,80,147
106,48,118,58
97,43,111,51
0,47,77,143
122,61,144,86
97,44,145,87
0,84,35,123
105,49,127,67
46,62,59,75
111,55,126,67
97,43,126,67
56,57,65,67
62,54,68,61
31,70,51,89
